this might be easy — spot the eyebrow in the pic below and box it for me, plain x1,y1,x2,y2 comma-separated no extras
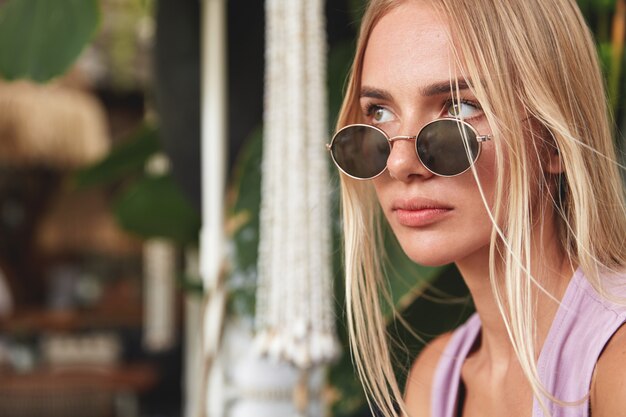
360,79,471,100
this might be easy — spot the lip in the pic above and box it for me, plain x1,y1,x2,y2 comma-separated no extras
391,198,453,227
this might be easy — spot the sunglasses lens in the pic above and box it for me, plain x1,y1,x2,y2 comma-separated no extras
416,119,480,176
331,125,390,179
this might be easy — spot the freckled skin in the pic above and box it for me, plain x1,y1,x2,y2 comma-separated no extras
362,4,498,267
362,5,590,417
357,3,626,416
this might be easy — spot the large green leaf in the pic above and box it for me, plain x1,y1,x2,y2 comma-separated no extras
75,125,161,188
0,0,100,82
113,174,200,245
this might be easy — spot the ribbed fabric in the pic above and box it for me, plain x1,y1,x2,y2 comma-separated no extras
431,269,626,417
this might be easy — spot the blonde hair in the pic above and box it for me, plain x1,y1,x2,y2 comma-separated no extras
337,0,626,416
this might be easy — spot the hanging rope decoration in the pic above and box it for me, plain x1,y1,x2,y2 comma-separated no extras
255,0,339,369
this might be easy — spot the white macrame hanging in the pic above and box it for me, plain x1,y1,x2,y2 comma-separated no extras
255,0,339,370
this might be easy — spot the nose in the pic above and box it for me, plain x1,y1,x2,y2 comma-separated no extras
386,136,434,181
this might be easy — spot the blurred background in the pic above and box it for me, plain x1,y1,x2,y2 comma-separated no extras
0,0,622,417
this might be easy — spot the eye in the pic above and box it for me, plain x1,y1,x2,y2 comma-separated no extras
446,100,483,119
367,105,395,124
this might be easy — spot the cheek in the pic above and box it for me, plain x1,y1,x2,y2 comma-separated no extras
479,133,550,221
372,177,497,267
371,172,394,203
473,142,500,208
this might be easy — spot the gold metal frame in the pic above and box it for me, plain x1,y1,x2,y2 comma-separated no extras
326,118,492,180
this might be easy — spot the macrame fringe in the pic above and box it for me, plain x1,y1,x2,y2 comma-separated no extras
255,0,339,369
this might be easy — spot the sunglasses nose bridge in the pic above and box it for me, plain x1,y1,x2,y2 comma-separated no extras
388,135,417,144
385,134,435,181
388,134,420,163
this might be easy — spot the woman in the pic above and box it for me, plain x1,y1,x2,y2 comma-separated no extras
327,0,626,416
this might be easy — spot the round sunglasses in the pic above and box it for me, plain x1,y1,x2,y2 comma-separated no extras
327,118,492,179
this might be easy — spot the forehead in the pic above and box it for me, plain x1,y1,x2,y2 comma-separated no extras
362,2,457,92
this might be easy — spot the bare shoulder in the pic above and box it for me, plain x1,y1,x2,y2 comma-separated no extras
404,332,454,417
590,323,626,417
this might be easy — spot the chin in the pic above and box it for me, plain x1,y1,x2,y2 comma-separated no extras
396,241,457,266
405,253,457,267
395,235,490,268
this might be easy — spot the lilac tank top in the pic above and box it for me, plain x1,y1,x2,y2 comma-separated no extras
431,268,626,417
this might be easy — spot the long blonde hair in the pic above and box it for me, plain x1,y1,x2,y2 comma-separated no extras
337,0,626,416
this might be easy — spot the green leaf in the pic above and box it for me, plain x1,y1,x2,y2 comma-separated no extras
231,127,263,223
328,350,369,417
348,0,367,26
598,0,617,12
390,266,473,391
328,263,471,417
576,0,591,12
75,125,161,188
328,40,356,128
383,223,446,319
113,174,200,245
227,127,263,317
230,127,263,272
0,0,100,82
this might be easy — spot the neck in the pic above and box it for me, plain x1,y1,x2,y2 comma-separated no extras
455,217,575,366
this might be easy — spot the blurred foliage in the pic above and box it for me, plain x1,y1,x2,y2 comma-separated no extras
0,0,200,243
328,40,357,127
76,125,161,187
227,127,263,317
97,0,155,90
113,173,200,244
1,0,624,415
76,124,200,246
0,0,100,82
577,0,626,138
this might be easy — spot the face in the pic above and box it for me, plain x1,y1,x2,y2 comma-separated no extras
361,1,497,267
